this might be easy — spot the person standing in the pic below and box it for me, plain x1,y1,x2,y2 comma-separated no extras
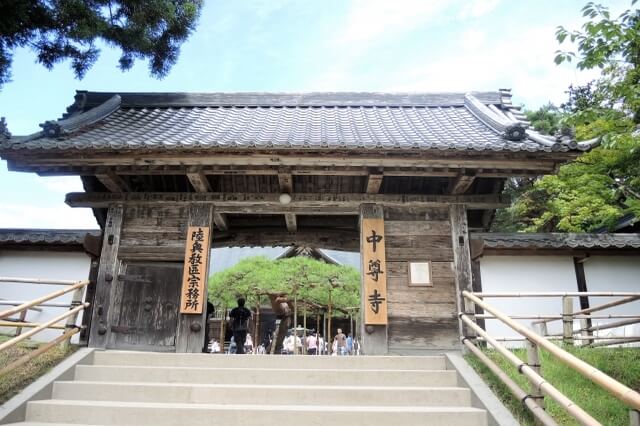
306,331,318,355
335,328,347,356
229,298,252,355
346,333,353,355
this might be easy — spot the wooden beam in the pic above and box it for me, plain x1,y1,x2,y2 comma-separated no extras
7,151,564,172
186,169,211,193
285,213,297,232
29,164,552,178
448,171,476,195
95,169,131,193
366,174,384,194
212,212,229,231
66,192,509,210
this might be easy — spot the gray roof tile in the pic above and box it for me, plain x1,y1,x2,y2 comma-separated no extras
0,229,101,246
472,233,640,250
0,91,596,153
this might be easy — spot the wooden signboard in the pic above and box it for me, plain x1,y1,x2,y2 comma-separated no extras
361,218,388,325
180,226,211,314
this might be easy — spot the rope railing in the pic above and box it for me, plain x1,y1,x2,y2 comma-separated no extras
461,290,640,426
0,277,90,377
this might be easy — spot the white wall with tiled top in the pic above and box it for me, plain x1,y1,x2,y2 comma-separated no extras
478,255,640,347
0,250,91,342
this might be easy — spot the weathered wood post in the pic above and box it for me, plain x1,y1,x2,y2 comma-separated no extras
359,203,388,355
450,204,476,343
562,296,574,346
176,204,213,353
526,339,545,412
88,204,123,349
62,285,86,351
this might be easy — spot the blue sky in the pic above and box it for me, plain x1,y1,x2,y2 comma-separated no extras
0,0,628,229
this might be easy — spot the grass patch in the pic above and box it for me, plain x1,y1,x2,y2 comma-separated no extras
0,334,77,404
465,345,640,426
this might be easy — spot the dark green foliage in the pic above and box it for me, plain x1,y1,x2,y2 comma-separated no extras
493,1,640,232
0,0,203,88
208,256,360,314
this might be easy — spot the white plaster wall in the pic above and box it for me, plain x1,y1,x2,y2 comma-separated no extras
0,250,91,342
478,256,579,345
583,257,640,344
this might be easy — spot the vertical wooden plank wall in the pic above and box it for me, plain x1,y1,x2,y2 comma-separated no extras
88,204,124,349
384,207,459,354
176,204,214,353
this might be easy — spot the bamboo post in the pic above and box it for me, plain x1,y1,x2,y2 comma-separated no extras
0,328,80,377
0,321,65,329
0,303,88,352
461,315,599,425
463,339,557,426
62,286,86,351
580,317,594,346
293,292,298,355
255,305,260,353
630,409,639,426
526,339,545,411
14,310,28,336
464,291,640,410
562,296,574,346
0,280,88,320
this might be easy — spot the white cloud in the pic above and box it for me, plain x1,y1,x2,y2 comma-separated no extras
458,0,501,19
0,203,97,229
377,25,600,109
335,0,450,45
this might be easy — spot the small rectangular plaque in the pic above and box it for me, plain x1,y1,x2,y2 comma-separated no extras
408,262,432,287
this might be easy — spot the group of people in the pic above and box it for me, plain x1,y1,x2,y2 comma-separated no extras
208,298,360,356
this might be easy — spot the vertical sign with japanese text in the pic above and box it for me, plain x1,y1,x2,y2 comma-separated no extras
362,218,388,325
180,226,211,314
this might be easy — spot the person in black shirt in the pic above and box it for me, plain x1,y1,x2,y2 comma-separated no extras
229,298,252,354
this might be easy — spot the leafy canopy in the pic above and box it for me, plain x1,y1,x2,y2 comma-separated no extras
208,256,360,316
0,0,203,89
494,1,640,232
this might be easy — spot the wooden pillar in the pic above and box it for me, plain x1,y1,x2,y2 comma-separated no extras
88,204,123,349
176,204,213,353
359,203,388,355
450,204,475,342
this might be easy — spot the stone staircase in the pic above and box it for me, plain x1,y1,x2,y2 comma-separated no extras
6,351,489,426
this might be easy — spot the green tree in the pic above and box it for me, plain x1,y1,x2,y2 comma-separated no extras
493,1,640,232
0,0,203,89
208,256,360,315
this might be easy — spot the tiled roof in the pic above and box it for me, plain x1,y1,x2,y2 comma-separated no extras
472,233,640,251
0,90,598,153
0,229,100,247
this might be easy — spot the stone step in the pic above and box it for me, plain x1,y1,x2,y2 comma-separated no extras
75,365,459,387
26,400,488,426
53,381,472,407
91,351,447,370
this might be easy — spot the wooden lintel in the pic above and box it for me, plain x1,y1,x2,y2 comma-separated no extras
95,170,131,193
365,174,384,194
285,213,297,232
186,170,211,193
448,172,476,195
213,212,229,231
278,171,293,193
65,192,509,210
8,151,563,172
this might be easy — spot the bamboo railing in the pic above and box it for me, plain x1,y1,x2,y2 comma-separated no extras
0,277,90,376
461,290,640,426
